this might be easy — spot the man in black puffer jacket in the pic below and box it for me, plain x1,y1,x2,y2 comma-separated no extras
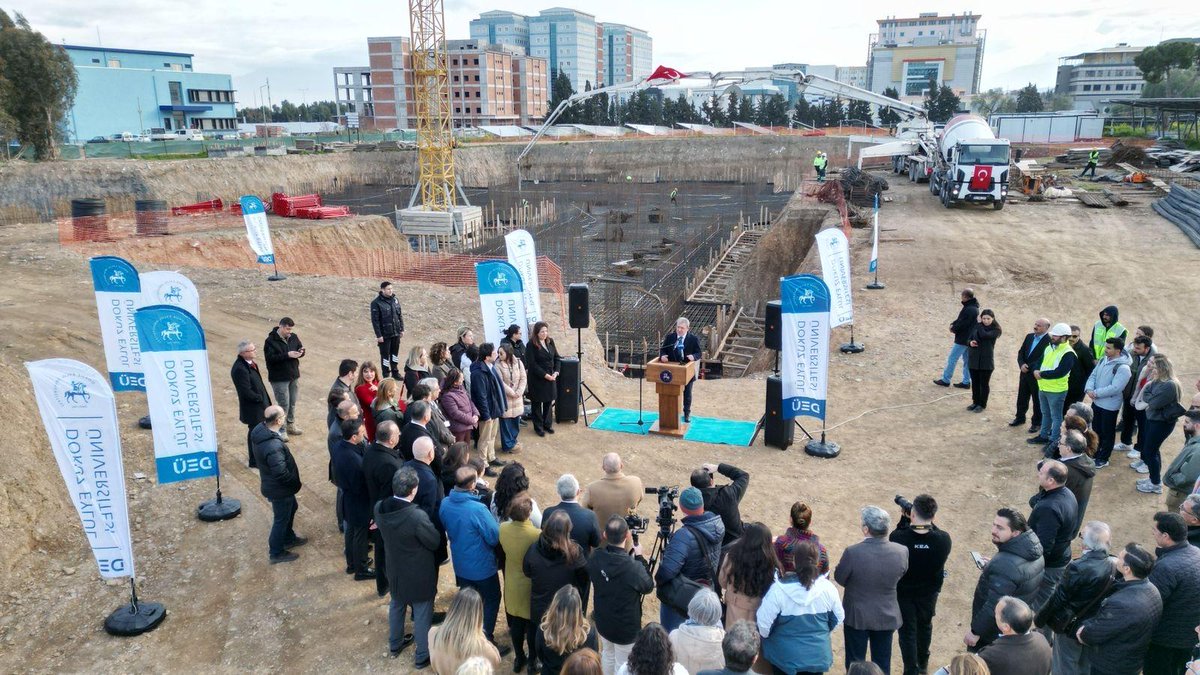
251,406,304,564
1035,520,1116,675
1028,460,1079,610
935,288,979,389
1145,511,1200,674
589,516,655,672
1076,543,1162,675
966,507,1045,651
370,281,404,378
263,317,305,436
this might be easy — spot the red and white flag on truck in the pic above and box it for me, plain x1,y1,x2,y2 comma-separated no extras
968,165,993,191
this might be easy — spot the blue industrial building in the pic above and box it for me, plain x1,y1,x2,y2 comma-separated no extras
63,45,238,142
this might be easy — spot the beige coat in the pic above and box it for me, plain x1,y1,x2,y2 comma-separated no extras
427,626,501,675
581,472,645,531
669,623,725,675
496,358,527,419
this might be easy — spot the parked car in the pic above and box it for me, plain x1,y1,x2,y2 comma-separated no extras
109,132,144,143
86,136,111,144
173,129,205,141
148,128,175,141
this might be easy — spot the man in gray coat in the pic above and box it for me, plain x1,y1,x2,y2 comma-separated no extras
377,467,440,667
834,505,909,674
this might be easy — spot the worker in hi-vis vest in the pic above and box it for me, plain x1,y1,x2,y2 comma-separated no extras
1089,305,1127,360
1030,323,1078,455
670,187,678,205
1079,148,1099,178
813,151,828,182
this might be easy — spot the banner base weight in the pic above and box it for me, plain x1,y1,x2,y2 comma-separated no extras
197,496,242,522
267,274,286,282
866,281,886,290
104,601,166,636
804,440,841,458
137,415,152,429
839,342,865,354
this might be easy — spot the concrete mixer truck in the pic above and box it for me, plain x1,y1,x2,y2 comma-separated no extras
924,114,1011,210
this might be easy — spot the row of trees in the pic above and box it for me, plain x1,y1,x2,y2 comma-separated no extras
237,100,341,124
1136,40,1200,98
0,11,77,159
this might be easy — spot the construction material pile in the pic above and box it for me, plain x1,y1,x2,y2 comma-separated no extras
1057,147,1113,164
1105,142,1147,167
1152,184,1200,247
271,192,351,219
837,167,889,207
171,198,224,216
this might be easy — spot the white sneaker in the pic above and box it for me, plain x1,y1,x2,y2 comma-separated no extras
1136,477,1153,487
1130,459,1145,469
1114,443,1131,452
1136,482,1163,494
1125,448,1141,459
1135,463,1149,474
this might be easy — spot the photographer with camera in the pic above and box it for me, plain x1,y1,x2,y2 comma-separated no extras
889,495,952,675
656,487,726,632
691,463,749,545
590,516,656,675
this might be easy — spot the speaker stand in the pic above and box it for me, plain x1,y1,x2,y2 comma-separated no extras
619,365,647,430
576,327,606,426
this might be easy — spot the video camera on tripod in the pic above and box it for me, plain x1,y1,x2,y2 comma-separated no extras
630,485,680,575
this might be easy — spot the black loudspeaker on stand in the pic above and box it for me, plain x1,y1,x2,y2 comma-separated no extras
565,283,604,424
764,301,782,352
761,376,793,449
556,358,580,423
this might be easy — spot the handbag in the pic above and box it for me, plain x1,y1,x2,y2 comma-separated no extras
655,525,720,614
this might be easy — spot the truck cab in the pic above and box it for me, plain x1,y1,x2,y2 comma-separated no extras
939,139,1010,209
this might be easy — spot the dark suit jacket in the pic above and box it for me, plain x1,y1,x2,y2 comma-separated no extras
331,439,371,527
833,536,910,631
1016,332,1051,371
362,442,404,507
398,421,434,463
659,331,702,363
231,358,271,425
542,501,602,555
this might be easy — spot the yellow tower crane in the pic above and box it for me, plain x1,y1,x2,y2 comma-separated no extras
408,0,456,211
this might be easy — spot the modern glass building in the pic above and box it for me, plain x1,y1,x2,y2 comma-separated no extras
63,45,238,142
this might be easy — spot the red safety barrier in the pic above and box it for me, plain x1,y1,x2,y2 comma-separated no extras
171,198,224,216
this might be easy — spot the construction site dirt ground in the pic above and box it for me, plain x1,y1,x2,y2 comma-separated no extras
2,175,1198,673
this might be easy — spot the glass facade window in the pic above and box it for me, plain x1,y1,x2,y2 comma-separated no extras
903,60,942,95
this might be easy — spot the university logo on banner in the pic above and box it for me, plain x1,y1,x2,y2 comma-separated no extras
505,229,542,326
475,260,529,347
26,358,136,578
140,270,200,319
239,196,275,264
134,305,219,484
780,274,831,421
89,256,145,392
815,229,854,327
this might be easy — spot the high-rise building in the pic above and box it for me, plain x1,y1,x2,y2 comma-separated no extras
469,11,530,53
529,8,599,93
599,23,652,86
62,45,237,141
1055,44,1147,113
866,11,985,99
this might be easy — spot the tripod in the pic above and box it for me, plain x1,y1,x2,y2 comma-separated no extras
620,363,647,430
577,327,605,426
750,350,817,448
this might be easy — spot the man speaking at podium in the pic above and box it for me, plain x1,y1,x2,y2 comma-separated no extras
659,317,702,423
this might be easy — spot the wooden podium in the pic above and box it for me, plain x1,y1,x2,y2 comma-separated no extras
645,360,699,437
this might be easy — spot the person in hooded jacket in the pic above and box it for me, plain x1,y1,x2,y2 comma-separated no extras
935,289,979,389
756,540,844,675
965,508,1045,651
655,487,725,632
966,309,1001,412
1085,337,1132,467
1088,305,1127,362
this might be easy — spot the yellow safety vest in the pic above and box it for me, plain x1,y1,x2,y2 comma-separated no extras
1089,150,1099,163
814,155,826,169
1091,320,1125,360
1038,342,1073,393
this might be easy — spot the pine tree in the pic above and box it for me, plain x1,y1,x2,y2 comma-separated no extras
725,92,740,126
547,69,577,123
792,98,813,128
878,87,903,127
1015,83,1043,113
847,99,872,125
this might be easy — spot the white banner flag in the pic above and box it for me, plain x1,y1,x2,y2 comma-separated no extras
89,256,145,392
475,260,530,348
140,271,200,319
869,194,880,275
239,195,275,265
505,229,542,326
26,358,136,578
780,275,831,421
134,305,220,484
815,229,854,327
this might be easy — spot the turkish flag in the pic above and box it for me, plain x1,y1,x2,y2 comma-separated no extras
647,65,687,82
968,165,993,191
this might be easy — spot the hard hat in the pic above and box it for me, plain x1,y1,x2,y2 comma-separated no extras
1049,323,1072,337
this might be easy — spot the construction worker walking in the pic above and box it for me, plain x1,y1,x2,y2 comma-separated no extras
669,187,678,205
814,151,828,182
1078,149,1099,178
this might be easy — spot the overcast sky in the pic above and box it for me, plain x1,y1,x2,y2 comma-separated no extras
12,0,1200,107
